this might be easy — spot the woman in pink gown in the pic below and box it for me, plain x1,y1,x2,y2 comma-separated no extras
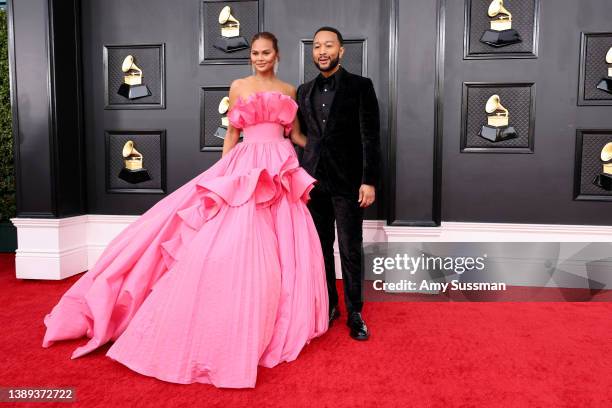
41,32,329,388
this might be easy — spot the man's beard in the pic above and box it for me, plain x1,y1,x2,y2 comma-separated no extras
314,55,340,72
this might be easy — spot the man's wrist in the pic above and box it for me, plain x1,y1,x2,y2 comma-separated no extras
361,177,376,187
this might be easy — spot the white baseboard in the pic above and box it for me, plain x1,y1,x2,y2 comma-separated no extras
11,215,137,280
85,215,138,271
10,216,612,280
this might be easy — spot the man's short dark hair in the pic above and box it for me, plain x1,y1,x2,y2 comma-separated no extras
314,26,344,45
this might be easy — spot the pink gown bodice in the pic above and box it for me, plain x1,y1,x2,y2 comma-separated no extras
228,91,297,144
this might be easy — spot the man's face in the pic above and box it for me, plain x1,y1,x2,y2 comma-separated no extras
312,30,344,72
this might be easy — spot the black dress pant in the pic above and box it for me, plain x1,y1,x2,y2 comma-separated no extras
307,183,364,314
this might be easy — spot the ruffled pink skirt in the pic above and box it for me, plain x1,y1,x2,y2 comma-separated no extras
42,136,329,388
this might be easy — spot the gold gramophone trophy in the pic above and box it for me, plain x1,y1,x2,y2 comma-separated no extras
478,94,518,142
480,0,522,47
214,96,231,139
213,5,249,53
117,55,152,100
593,142,612,190
212,96,243,141
118,140,152,184
596,47,612,94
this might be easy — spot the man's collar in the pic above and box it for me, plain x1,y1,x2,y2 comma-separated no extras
316,65,344,88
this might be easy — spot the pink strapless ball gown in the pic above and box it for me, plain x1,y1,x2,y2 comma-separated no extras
41,91,329,388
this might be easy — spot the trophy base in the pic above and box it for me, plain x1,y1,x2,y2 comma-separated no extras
478,125,518,142
596,78,612,94
118,167,152,184
214,126,227,140
213,36,249,53
479,29,522,48
117,83,152,100
593,173,612,191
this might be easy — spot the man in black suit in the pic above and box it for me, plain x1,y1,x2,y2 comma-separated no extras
296,27,381,341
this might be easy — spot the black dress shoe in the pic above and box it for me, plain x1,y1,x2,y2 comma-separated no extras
347,312,369,341
329,306,340,325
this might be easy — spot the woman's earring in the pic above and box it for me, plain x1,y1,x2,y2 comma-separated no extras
273,60,279,75
251,64,256,76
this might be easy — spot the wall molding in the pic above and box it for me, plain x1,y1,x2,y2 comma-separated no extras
6,0,22,216
386,0,445,226
10,216,612,280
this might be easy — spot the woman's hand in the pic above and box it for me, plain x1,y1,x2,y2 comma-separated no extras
289,116,308,148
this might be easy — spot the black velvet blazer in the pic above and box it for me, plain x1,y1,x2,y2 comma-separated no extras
296,66,381,196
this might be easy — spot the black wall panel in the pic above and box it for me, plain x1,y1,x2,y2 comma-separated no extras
442,0,612,225
9,0,612,226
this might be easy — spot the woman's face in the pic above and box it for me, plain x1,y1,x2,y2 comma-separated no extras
250,38,277,74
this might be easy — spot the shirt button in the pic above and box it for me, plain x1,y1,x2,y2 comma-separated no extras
324,88,328,92
322,103,326,107
323,119,326,123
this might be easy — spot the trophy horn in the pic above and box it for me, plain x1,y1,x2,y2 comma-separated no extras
122,140,143,159
121,55,142,75
219,6,239,25
488,0,512,19
121,55,134,72
601,142,612,162
218,96,230,115
606,47,612,64
485,94,508,116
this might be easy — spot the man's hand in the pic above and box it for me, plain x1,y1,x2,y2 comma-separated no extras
358,184,376,208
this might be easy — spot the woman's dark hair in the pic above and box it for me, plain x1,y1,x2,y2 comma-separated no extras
314,26,344,45
250,31,279,53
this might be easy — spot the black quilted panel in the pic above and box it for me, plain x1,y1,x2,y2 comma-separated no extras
201,0,259,61
467,0,536,55
107,45,162,105
107,131,164,190
578,131,612,196
583,34,612,100
464,84,532,148
201,88,229,149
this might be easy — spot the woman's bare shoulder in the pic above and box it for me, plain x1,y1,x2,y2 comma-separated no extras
230,77,252,92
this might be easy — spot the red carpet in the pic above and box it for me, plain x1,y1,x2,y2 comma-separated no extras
0,253,611,407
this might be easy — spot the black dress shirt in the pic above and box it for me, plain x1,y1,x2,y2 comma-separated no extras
311,68,342,185
312,68,342,133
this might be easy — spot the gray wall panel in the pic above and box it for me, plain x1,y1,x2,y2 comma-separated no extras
11,0,53,215
11,0,612,227
82,0,391,218
83,0,244,214
263,0,390,220
390,0,439,224
442,0,612,225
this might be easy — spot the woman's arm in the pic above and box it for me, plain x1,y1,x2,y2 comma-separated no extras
289,116,308,148
288,86,308,148
222,124,241,157
222,81,242,157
